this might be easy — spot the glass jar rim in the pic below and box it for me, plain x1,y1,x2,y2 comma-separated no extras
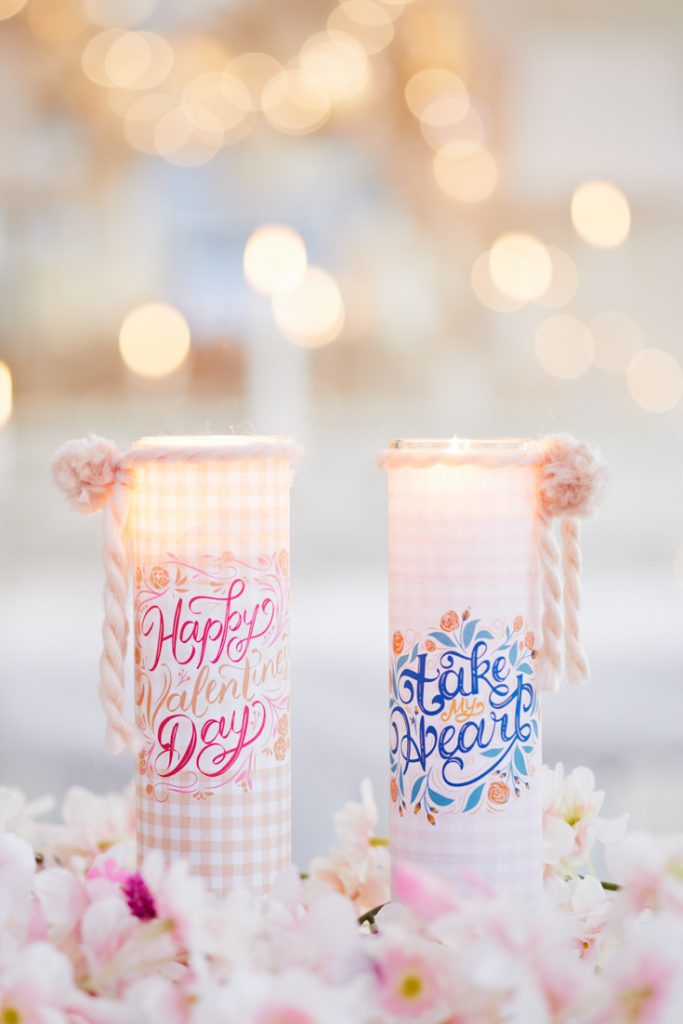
133,434,288,449
388,437,539,454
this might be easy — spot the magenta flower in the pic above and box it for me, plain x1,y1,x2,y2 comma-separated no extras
122,871,157,921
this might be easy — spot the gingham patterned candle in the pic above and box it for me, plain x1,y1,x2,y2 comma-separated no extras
129,436,296,896
382,439,543,900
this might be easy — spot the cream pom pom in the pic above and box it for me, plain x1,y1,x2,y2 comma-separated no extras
52,435,122,515
538,434,608,519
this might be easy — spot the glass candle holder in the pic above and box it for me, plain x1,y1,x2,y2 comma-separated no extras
130,436,295,896
383,438,542,900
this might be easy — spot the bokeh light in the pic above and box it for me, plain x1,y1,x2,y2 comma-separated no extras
0,0,28,21
262,69,331,135
536,247,578,309
327,0,394,55
123,92,176,153
470,252,525,313
404,69,466,119
119,303,191,379
589,311,643,374
225,52,283,110
0,362,12,429
626,348,683,413
182,72,253,140
299,31,370,108
534,314,594,379
571,181,631,249
489,233,552,303
154,103,224,166
433,145,497,203
243,225,308,296
271,267,345,347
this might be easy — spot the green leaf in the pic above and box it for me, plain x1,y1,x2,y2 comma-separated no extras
428,787,454,807
462,618,480,646
410,775,426,803
464,783,485,812
513,747,528,776
430,631,455,647
481,747,503,758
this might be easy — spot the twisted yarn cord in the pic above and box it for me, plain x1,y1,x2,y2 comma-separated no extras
100,480,138,755
560,517,589,685
536,507,563,692
52,434,303,756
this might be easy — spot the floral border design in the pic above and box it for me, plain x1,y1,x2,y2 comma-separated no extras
389,611,539,824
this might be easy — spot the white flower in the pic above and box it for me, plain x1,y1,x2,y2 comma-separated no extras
50,785,135,872
542,763,628,873
309,779,389,913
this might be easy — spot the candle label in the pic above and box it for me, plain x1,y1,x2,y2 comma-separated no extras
134,550,290,801
389,611,539,822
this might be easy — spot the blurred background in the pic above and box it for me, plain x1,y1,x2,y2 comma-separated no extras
0,0,682,861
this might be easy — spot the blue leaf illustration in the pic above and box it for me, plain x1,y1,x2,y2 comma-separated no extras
398,772,404,799
430,631,455,647
462,618,480,647
410,775,426,804
411,643,418,662
428,787,454,807
510,641,518,666
532,719,539,738
396,653,408,671
475,629,494,642
481,747,503,758
522,744,534,754
513,747,528,776
464,783,485,812
519,662,533,675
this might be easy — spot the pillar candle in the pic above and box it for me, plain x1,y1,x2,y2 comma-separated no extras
129,436,297,896
383,438,543,900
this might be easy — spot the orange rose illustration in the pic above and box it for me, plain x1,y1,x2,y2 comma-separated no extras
274,736,288,761
390,778,398,804
393,631,405,655
277,548,289,576
513,615,523,632
425,639,436,652
150,566,170,590
488,780,510,805
524,631,535,650
277,714,289,738
440,610,459,631
134,566,142,585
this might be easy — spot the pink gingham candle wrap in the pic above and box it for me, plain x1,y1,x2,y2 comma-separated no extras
382,439,543,901
130,437,297,896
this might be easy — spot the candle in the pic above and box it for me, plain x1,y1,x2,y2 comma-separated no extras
128,436,298,896
382,438,544,899
53,432,302,898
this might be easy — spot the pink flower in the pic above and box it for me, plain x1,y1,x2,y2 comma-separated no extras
122,872,157,921
391,862,460,924
371,934,449,1021
607,832,683,915
0,942,82,1022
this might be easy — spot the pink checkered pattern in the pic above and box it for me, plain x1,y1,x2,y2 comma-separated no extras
130,454,292,897
387,460,543,901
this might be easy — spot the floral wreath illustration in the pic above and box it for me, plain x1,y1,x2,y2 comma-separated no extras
134,549,291,801
389,610,539,823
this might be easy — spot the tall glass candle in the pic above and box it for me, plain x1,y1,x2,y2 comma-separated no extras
129,436,296,896
383,438,542,900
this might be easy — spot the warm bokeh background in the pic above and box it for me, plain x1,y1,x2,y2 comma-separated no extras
1,0,682,861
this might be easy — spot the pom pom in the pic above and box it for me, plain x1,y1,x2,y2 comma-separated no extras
52,435,121,515
538,434,608,518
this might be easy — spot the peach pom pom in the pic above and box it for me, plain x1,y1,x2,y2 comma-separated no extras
52,435,122,515
538,434,608,519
